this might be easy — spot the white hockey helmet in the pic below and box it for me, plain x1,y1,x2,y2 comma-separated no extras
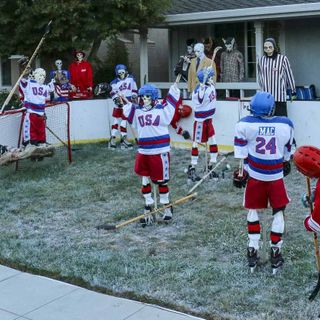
33,68,46,84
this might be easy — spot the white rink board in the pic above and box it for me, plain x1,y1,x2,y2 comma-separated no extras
1,99,319,149
69,99,320,149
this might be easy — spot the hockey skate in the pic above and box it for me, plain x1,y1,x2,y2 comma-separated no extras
140,205,155,228
120,137,133,150
109,137,117,149
207,164,219,180
186,165,201,183
270,247,284,275
159,205,173,223
247,247,259,273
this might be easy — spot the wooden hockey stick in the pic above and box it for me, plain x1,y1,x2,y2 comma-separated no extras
306,177,320,301
1,21,52,113
187,156,227,195
96,192,197,231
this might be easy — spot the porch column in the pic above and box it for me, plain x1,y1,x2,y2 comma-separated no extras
254,21,263,80
139,28,148,86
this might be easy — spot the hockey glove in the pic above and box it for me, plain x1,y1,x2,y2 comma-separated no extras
182,130,191,140
283,161,291,177
301,188,316,208
233,169,249,188
113,96,123,107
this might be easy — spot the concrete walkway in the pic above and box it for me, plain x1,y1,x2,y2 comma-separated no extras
0,265,205,320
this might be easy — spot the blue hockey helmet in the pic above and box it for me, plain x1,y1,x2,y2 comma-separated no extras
115,64,127,77
250,92,275,117
138,84,159,101
197,67,215,84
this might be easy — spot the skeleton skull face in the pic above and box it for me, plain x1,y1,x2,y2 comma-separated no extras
76,52,84,62
194,43,204,58
117,69,126,80
264,41,275,56
55,59,62,70
142,95,152,109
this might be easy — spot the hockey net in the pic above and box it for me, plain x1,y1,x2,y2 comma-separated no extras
0,102,72,167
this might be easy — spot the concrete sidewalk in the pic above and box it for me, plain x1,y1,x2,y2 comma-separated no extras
0,265,205,320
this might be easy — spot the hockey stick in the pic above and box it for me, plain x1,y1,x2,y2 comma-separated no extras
306,177,320,301
187,155,228,195
0,21,52,113
96,192,197,231
211,46,222,68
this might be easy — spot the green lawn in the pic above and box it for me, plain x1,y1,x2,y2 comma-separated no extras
0,143,318,320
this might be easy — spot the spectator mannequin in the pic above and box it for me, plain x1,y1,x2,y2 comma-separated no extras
188,43,215,93
69,50,93,99
220,37,244,83
257,38,296,116
50,59,71,101
174,38,196,82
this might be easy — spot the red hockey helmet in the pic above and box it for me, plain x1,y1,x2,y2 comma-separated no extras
178,104,192,118
293,145,320,178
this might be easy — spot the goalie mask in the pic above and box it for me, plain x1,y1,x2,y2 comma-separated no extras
33,68,46,84
223,37,235,52
293,145,320,178
115,64,128,80
138,84,159,111
250,92,275,117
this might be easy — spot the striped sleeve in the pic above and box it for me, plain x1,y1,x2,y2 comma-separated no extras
234,121,248,159
283,56,296,92
122,102,136,125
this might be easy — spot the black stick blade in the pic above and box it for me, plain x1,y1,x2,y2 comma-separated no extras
45,20,53,35
309,273,320,301
96,224,116,231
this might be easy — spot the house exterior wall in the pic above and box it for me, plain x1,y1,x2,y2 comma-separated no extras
285,18,320,96
125,28,169,86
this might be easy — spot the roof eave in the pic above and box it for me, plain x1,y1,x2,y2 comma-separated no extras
162,3,320,26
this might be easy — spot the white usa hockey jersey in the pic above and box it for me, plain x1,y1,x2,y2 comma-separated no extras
110,75,138,100
234,115,294,181
19,78,54,115
123,84,179,155
191,83,216,122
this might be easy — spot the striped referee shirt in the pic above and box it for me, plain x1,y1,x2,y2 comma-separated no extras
258,54,295,102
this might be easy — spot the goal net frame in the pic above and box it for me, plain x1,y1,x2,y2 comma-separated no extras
0,101,72,164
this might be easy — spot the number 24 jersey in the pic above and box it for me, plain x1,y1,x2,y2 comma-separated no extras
234,115,294,181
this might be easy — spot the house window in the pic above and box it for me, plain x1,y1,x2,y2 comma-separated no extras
1,57,12,87
246,22,256,80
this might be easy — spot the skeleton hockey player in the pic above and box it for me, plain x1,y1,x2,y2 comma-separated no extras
121,82,180,226
186,67,219,182
18,68,55,160
234,92,294,274
109,64,138,149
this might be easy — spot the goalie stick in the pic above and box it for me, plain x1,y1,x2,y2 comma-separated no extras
306,176,320,301
1,20,53,113
96,192,197,231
